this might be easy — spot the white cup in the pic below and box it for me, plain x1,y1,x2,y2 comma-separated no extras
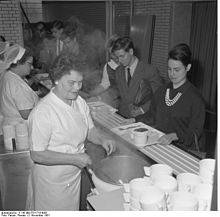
130,196,141,210
4,137,14,151
193,183,213,211
123,177,152,199
2,125,16,150
15,122,28,135
167,191,198,211
177,173,202,193
16,134,29,150
2,124,15,139
130,127,148,146
152,175,178,200
199,158,216,185
130,205,140,211
144,164,173,178
123,192,130,203
123,203,130,211
139,186,166,211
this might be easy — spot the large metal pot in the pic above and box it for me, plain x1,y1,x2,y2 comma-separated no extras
90,155,150,193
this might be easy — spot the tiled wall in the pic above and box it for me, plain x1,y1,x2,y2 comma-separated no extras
134,0,172,80
0,0,214,80
0,0,23,45
20,0,43,23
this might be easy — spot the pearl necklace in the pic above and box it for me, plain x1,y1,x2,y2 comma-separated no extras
165,88,182,106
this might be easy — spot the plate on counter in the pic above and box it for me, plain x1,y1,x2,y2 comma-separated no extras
87,101,117,113
111,122,147,135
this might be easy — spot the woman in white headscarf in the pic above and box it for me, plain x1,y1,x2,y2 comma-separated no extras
0,44,39,125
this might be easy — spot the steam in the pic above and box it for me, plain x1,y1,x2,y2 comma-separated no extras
62,16,106,92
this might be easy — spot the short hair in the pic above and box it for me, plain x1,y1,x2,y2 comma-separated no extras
51,54,88,82
105,34,120,51
168,43,192,67
35,21,46,31
52,20,64,30
111,36,134,53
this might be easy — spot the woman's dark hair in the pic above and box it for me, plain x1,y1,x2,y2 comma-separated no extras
111,36,134,53
50,54,88,82
52,20,64,30
168,43,192,67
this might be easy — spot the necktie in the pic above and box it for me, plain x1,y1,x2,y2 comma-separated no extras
127,67,131,86
57,40,60,56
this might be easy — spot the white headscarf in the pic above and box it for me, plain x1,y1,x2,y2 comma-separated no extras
0,43,26,75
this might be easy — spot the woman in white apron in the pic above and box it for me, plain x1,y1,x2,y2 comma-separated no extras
0,44,39,126
26,54,116,211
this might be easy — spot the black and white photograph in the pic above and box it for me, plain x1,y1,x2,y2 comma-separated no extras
0,0,217,214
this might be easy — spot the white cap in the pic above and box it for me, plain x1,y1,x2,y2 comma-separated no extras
4,44,26,65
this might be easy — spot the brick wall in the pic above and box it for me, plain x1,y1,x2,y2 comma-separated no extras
0,0,23,45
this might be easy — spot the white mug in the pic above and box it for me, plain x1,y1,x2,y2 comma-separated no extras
123,192,130,203
144,164,173,178
139,186,166,211
193,183,213,211
123,203,130,211
123,177,152,199
152,175,178,200
199,158,216,185
177,172,202,193
2,125,16,150
167,191,199,211
2,124,15,139
130,127,148,146
130,196,141,210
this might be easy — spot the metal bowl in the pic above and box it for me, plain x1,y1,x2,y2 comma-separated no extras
92,155,151,186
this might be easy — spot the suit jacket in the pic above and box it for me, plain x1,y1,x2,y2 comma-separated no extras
39,38,63,71
115,60,162,118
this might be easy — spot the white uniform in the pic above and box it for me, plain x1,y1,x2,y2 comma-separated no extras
0,70,39,125
26,91,94,211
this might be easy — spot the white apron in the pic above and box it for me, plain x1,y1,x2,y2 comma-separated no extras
0,71,39,126
26,93,91,211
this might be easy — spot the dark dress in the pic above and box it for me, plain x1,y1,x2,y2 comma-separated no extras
136,80,205,150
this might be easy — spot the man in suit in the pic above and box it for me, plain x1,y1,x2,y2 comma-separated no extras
112,36,162,118
39,20,64,73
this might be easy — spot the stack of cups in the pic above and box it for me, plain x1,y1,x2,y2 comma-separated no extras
167,191,199,211
139,186,167,211
152,175,178,207
123,177,152,211
177,172,203,193
192,183,213,211
144,164,173,178
144,164,176,211
174,172,203,211
199,158,216,185
190,158,216,211
15,122,29,150
2,124,16,150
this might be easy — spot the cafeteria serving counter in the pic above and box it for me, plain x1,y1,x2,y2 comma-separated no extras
0,101,201,211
